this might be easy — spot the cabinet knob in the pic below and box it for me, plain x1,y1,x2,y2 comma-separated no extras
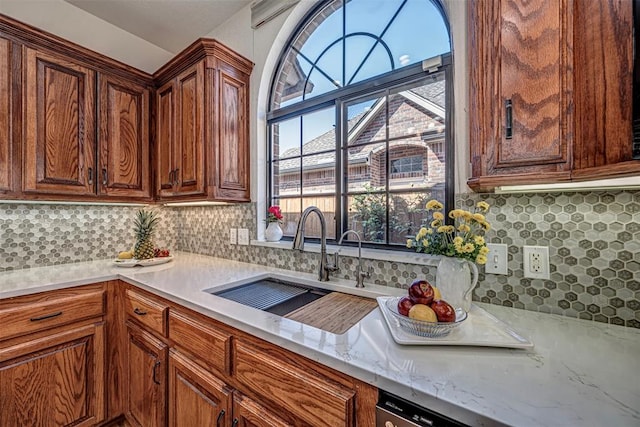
88,168,93,185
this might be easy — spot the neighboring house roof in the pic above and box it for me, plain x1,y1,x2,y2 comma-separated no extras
277,79,446,173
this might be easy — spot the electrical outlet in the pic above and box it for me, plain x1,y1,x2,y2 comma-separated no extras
229,228,237,245
238,228,249,246
485,243,508,275
523,246,550,279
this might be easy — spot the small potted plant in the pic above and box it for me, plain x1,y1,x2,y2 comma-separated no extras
264,205,284,242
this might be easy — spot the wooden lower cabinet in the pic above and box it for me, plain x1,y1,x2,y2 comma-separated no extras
232,392,292,427
1,283,376,426
168,349,231,427
167,348,294,427
126,321,168,427
0,322,106,427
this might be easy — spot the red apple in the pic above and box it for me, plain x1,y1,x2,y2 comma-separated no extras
397,296,415,316
408,279,435,305
430,299,456,323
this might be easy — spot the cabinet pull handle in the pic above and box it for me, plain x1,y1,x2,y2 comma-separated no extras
505,99,513,139
30,311,62,322
133,307,147,316
102,168,108,185
231,419,238,427
216,409,225,427
174,168,179,186
169,169,174,186
88,168,93,185
152,360,161,385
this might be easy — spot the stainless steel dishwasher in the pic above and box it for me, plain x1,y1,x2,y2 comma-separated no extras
376,391,468,427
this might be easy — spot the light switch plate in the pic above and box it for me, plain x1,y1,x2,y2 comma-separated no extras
238,228,249,246
229,228,237,245
485,243,508,275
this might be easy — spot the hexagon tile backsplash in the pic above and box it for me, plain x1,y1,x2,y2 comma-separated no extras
2,189,638,329
0,204,177,271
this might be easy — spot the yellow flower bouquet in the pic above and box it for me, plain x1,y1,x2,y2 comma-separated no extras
406,200,491,265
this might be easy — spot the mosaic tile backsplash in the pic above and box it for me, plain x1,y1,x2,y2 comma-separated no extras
2,189,639,329
0,204,177,271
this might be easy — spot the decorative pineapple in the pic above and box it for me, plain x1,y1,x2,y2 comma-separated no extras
133,209,159,259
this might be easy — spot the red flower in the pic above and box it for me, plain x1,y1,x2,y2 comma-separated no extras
267,205,283,223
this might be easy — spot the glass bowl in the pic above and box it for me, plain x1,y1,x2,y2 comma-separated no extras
385,297,467,338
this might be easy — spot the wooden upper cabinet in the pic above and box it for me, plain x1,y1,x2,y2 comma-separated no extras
155,62,206,198
0,37,12,194
469,0,637,191
175,62,205,196
98,74,151,199
215,61,250,201
156,80,176,197
572,0,634,179
468,0,571,191
497,0,568,169
154,39,253,202
23,47,96,195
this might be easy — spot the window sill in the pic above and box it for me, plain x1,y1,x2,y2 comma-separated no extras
250,239,440,267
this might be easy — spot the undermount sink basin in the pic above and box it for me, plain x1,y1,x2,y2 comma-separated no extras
206,277,331,316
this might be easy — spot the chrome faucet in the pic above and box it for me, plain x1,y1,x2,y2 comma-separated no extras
335,230,371,288
292,206,336,281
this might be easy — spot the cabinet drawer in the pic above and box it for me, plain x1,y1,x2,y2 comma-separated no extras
124,289,168,336
169,310,231,375
0,289,105,341
234,339,355,427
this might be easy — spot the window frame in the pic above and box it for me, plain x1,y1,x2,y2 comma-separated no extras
267,0,453,249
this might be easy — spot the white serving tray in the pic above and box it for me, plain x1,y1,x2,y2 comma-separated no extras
113,255,174,268
377,296,534,349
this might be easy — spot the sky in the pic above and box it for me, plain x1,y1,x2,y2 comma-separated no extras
274,0,451,162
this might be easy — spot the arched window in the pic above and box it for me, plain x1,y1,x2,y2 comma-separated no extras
267,0,452,247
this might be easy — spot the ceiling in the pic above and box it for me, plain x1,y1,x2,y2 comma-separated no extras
64,0,253,54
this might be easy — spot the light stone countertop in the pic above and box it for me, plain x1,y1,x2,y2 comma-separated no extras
1,252,639,427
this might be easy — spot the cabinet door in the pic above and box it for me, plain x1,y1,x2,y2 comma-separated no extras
168,349,231,427
98,74,150,198
156,80,176,197
175,62,205,196
214,62,250,201
0,322,106,426
232,392,293,427
0,37,12,194
468,0,571,190
234,339,355,427
573,0,634,174
126,322,167,427
23,47,96,195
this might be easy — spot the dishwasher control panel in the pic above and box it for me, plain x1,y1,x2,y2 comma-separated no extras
376,391,468,427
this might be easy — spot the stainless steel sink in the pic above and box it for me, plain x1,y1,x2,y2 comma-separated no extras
206,277,330,316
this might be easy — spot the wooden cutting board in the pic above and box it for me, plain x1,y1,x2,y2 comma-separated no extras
284,292,378,334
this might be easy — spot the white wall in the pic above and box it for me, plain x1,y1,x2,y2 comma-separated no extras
0,0,173,73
